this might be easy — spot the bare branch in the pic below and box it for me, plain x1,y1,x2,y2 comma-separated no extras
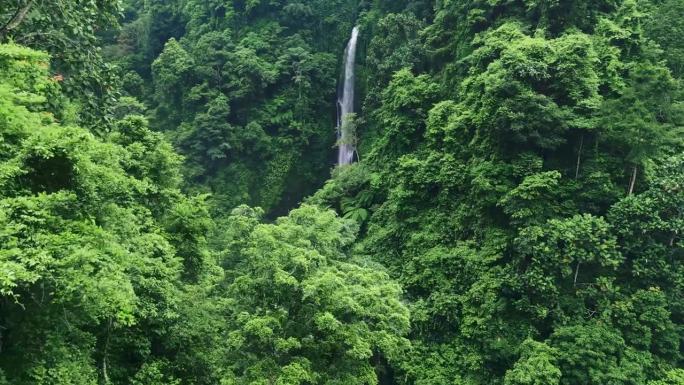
628,165,638,195
575,133,584,179
0,0,35,41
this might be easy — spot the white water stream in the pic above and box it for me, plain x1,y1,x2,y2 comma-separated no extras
337,26,360,166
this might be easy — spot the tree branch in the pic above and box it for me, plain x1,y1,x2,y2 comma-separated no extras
628,165,638,195
0,0,35,41
575,133,584,179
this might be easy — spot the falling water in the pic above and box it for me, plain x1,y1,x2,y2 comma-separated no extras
337,26,360,166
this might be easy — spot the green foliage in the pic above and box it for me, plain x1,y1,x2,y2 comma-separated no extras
0,43,205,384
549,323,648,385
649,370,684,385
109,0,355,215
3,0,684,384
151,38,195,128
514,214,622,321
323,0,684,384
646,0,684,77
1,0,124,129
499,171,563,225
131,361,180,385
504,339,561,385
369,69,439,163
219,205,410,385
156,204,409,385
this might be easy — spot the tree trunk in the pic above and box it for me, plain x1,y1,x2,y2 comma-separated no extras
0,0,35,40
101,318,112,385
628,165,638,195
575,134,584,179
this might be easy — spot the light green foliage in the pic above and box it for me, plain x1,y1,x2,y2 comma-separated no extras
308,163,380,228
451,22,603,152
151,39,195,128
504,339,561,385
220,205,410,385
549,324,649,385
131,361,180,385
157,204,410,384
163,194,213,281
514,214,622,321
1,0,123,129
0,43,207,384
361,12,426,126
601,61,684,194
499,171,563,225
364,13,425,84
611,288,679,360
339,113,360,149
369,69,439,162
608,156,684,288
649,370,684,385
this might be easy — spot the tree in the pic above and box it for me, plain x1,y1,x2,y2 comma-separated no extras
550,324,650,385
1,0,123,129
217,205,411,385
649,370,684,385
645,0,684,77
151,38,195,129
504,339,561,385
0,42,207,385
368,69,439,163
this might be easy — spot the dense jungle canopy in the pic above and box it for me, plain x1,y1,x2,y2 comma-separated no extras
1,0,684,384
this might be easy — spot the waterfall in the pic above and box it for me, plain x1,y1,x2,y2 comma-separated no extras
337,26,360,166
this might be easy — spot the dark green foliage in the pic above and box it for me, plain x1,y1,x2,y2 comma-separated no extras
316,0,684,384
645,0,684,77
107,0,360,216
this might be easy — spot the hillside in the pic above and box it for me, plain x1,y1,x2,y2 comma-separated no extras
0,0,683,384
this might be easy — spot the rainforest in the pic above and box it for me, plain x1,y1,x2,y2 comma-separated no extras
1,0,683,384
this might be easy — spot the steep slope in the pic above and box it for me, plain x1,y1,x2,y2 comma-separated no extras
1,0,683,384
108,0,362,216
313,1,684,383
